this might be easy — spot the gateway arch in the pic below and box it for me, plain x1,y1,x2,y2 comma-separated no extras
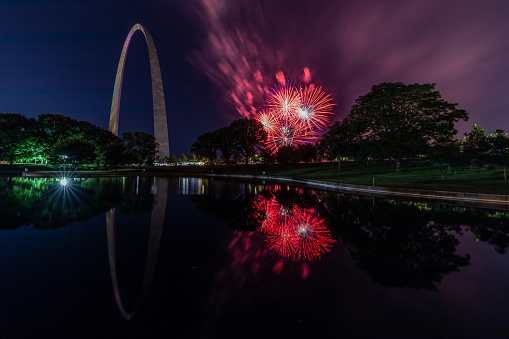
109,23,170,159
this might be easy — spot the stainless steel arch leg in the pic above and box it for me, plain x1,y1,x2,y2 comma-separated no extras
109,24,170,159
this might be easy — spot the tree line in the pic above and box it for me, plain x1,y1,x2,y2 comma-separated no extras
0,113,158,168
190,117,322,165
4,82,507,173
191,82,509,176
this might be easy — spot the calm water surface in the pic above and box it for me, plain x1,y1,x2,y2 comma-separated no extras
0,176,508,338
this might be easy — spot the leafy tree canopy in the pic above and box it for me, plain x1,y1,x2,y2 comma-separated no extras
190,131,217,164
276,145,299,165
296,144,317,163
214,126,238,165
122,131,158,166
346,82,468,172
52,137,96,169
0,113,31,165
229,118,267,164
319,119,358,170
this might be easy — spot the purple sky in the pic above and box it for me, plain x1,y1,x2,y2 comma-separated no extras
1,0,508,155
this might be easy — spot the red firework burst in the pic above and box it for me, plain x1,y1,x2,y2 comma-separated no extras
263,207,335,261
265,217,301,259
252,196,280,233
255,81,335,154
266,82,301,119
292,209,335,260
252,187,336,261
256,108,277,134
295,85,335,134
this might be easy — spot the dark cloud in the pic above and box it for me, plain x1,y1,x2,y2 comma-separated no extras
188,0,509,134
1,0,508,156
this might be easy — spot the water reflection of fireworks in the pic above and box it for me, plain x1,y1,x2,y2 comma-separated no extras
252,187,335,261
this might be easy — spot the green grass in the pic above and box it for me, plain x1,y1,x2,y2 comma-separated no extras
266,161,509,194
3,160,509,195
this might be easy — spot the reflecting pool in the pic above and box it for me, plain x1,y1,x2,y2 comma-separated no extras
0,176,508,338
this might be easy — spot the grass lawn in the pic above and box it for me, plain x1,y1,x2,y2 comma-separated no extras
2,160,509,195
266,161,509,194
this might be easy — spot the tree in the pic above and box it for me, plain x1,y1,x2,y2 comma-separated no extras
189,153,198,162
296,144,317,163
73,120,124,166
347,82,468,173
427,139,462,179
52,137,96,169
259,147,276,164
99,138,125,169
215,126,237,165
486,129,509,180
122,131,158,166
461,124,489,168
179,153,188,162
0,113,30,165
16,118,48,164
191,131,217,165
319,119,358,170
232,152,243,164
276,145,299,165
37,114,80,157
230,118,267,164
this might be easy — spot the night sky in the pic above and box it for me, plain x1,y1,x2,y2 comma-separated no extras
1,0,509,156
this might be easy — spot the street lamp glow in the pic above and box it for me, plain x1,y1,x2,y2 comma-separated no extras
60,178,67,186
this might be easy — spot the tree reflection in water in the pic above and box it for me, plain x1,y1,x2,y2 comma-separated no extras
192,179,509,290
317,192,476,290
0,177,123,229
192,183,336,262
0,176,154,229
1,176,508,292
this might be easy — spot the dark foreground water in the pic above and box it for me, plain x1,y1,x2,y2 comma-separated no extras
0,176,508,338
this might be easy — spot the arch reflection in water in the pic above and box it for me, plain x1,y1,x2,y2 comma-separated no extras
106,177,168,321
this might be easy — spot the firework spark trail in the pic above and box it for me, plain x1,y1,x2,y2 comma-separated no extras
192,0,277,118
295,85,335,134
192,1,336,150
266,82,301,119
186,1,509,137
255,79,335,153
256,108,278,133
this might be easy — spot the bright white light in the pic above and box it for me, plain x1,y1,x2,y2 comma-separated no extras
261,117,271,129
298,224,309,235
297,105,314,120
60,178,67,186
